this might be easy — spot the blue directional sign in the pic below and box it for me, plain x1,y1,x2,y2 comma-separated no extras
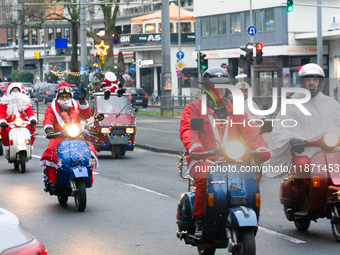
129,65,136,73
247,26,257,36
80,66,85,72
176,51,185,60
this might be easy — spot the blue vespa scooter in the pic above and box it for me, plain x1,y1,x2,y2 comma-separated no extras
43,114,104,212
176,118,272,255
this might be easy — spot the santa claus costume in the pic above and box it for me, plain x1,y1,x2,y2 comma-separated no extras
40,82,98,183
101,72,119,93
0,82,37,152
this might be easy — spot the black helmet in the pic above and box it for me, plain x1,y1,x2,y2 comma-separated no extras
298,63,325,98
201,67,230,110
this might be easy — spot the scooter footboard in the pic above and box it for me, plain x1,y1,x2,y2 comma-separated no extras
226,207,258,228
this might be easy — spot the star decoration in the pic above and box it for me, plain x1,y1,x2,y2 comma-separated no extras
95,40,110,56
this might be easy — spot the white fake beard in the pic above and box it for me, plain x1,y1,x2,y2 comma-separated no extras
57,99,73,109
6,92,31,116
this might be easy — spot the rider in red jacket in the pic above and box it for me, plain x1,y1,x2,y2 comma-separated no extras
0,83,37,156
179,67,271,238
40,82,98,191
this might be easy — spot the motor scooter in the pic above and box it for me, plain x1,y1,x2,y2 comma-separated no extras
43,113,104,212
279,132,340,241
176,118,272,255
5,119,37,173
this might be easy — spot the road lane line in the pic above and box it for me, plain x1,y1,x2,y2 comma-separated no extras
258,226,306,244
126,184,170,198
32,154,99,174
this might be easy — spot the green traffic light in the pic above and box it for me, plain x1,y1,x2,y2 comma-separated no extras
287,0,294,12
287,6,294,12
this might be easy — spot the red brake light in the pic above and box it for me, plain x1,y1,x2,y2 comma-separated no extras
2,238,49,255
45,90,49,95
145,93,147,98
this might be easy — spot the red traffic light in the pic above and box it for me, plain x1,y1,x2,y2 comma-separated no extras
256,44,263,51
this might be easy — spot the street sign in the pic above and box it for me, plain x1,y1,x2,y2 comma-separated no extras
80,66,85,71
129,65,136,73
176,60,186,71
33,52,40,58
176,51,185,60
247,26,257,36
177,72,182,78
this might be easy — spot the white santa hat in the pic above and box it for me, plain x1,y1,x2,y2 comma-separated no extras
7,82,22,94
56,82,73,98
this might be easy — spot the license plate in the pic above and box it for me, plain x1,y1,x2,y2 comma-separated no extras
136,100,143,102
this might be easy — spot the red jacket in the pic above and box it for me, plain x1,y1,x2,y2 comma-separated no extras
43,99,91,132
179,99,270,167
101,79,118,93
0,101,36,124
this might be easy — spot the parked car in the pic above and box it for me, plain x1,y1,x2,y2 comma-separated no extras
125,87,148,108
70,84,79,99
35,84,58,104
0,207,48,255
0,82,9,96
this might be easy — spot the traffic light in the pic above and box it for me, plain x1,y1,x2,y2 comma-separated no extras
287,0,294,12
256,43,263,65
197,51,208,72
240,43,254,65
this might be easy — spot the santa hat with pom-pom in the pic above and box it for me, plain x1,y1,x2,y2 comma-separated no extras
56,82,73,98
6,82,21,94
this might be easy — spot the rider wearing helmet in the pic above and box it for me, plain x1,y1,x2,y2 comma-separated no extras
179,67,270,238
266,63,340,178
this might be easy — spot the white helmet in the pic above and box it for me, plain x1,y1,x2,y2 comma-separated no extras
298,63,325,97
235,81,250,90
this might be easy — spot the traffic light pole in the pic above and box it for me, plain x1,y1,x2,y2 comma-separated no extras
250,0,254,88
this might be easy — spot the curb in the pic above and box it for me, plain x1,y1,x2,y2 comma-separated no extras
135,144,184,155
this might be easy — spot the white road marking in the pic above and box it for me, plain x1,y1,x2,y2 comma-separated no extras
126,184,170,198
258,226,306,244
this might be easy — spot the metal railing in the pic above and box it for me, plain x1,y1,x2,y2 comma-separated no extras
153,95,198,117
30,98,40,124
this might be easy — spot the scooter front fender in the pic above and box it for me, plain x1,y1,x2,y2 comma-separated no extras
70,166,89,179
226,207,258,228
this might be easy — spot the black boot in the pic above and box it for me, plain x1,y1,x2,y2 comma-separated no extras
194,216,204,238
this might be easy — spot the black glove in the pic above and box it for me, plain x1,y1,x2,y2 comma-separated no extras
29,119,36,126
79,88,87,105
45,127,54,135
290,139,307,154
0,122,8,128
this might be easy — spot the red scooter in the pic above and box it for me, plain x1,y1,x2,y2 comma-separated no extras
279,132,340,241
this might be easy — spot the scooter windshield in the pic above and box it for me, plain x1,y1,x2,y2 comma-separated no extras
96,95,131,114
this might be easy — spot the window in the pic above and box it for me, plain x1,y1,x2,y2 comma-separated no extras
170,23,175,32
145,23,156,33
32,29,37,45
181,22,191,33
7,28,12,46
218,15,226,34
64,28,70,41
209,16,217,35
56,28,62,38
201,17,209,37
230,13,241,33
132,24,143,34
15,29,18,46
24,28,29,45
188,0,193,5
245,12,250,30
254,10,264,31
265,9,274,31
48,28,53,41
181,1,185,7
158,23,161,32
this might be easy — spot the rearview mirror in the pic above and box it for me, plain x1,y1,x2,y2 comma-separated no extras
190,118,204,131
95,113,105,121
261,120,273,133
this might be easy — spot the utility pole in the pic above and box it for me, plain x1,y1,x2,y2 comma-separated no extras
249,0,254,87
317,0,323,66
18,0,24,71
177,0,182,105
80,0,88,89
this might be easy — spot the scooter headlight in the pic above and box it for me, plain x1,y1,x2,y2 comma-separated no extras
225,141,245,160
66,124,80,137
324,132,339,147
14,118,23,127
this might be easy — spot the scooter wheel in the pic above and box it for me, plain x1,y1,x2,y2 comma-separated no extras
233,228,256,255
294,218,310,231
0,140,3,156
75,179,86,212
197,246,216,255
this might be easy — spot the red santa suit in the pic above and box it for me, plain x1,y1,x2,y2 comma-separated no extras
101,72,119,93
0,83,37,150
179,98,270,217
40,83,98,183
